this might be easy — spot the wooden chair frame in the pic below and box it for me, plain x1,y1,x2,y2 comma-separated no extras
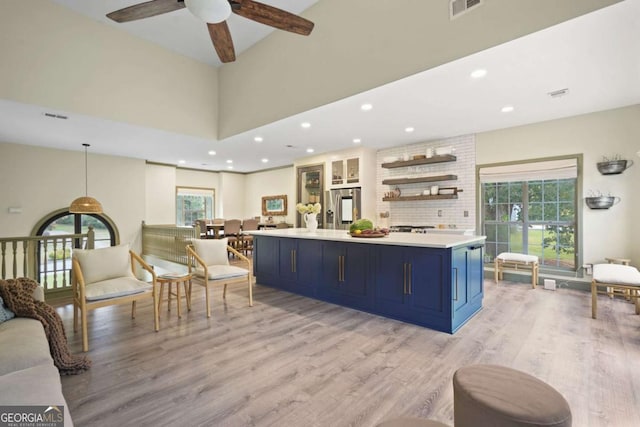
186,244,253,318
72,251,159,352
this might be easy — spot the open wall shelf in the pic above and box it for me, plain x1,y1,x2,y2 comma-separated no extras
383,194,458,202
382,174,457,185
381,154,456,169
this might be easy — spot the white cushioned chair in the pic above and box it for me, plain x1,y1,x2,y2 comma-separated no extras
72,244,159,352
186,238,253,318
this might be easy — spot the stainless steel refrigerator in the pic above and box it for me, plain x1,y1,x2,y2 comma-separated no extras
325,187,361,229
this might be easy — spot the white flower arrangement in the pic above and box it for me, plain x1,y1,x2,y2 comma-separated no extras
296,202,322,215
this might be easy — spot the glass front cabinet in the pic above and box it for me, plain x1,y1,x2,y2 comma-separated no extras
331,157,360,187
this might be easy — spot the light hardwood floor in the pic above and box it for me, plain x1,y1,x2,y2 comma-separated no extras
57,277,640,427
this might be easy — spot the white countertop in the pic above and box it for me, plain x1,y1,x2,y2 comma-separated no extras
247,228,486,249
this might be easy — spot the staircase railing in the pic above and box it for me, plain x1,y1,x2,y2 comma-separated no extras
141,221,198,266
0,228,95,295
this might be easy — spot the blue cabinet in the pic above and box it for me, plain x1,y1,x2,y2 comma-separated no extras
253,235,484,334
254,236,320,296
318,241,372,309
374,246,450,332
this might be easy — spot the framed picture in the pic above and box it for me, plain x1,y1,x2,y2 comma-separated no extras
262,195,288,216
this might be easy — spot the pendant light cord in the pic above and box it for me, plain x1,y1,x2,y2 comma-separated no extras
82,143,90,197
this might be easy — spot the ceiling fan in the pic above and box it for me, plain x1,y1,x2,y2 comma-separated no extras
106,0,314,63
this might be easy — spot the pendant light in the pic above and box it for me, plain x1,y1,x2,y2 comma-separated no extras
69,143,103,214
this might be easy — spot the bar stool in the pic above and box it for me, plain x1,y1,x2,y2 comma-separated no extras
453,364,571,427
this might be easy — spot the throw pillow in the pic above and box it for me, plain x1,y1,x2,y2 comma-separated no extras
0,295,15,323
193,238,230,266
73,244,134,284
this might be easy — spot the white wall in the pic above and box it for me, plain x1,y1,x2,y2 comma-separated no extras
0,0,219,140
476,105,640,267
0,142,146,249
218,172,246,219
244,167,296,224
145,164,176,224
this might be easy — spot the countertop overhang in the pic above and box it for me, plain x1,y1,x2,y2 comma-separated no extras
247,228,486,249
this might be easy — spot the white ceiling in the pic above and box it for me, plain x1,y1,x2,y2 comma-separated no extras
1,0,639,173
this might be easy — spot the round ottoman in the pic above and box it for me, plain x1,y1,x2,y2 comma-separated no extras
453,364,572,427
377,417,449,427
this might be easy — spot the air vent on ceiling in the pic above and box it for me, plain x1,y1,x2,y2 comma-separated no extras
43,112,68,120
450,0,483,19
548,88,570,98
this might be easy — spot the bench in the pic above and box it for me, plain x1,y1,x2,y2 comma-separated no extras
591,263,640,319
494,252,539,288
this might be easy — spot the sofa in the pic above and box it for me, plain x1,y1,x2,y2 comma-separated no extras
0,285,74,426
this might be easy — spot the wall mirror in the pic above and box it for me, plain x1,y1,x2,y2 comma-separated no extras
262,195,288,216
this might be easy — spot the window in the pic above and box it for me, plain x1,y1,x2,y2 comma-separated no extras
34,210,118,292
176,187,215,226
479,157,579,272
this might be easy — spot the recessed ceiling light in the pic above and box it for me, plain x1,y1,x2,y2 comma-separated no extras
178,160,186,164
208,150,216,156
470,69,487,79
306,148,314,153
353,138,361,144
254,136,263,142
360,103,373,111
261,158,269,163
405,127,415,133
301,122,311,128
501,105,515,113
226,159,233,164
227,165,233,170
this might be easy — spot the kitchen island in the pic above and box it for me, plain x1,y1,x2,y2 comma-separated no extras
249,229,486,333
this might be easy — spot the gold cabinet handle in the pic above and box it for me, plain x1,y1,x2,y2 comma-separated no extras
453,267,458,301
407,263,412,295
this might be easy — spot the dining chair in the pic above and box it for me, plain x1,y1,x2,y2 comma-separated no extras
222,219,242,253
195,219,211,239
72,244,159,352
186,238,253,317
241,218,259,255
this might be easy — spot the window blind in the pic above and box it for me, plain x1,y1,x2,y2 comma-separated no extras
479,158,577,183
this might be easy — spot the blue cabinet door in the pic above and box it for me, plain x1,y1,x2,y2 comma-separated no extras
374,246,408,317
294,239,321,296
407,248,448,322
374,246,448,329
278,238,298,282
254,235,279,285
319,241,371,308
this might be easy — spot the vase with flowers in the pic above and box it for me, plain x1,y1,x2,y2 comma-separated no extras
296,202,322,231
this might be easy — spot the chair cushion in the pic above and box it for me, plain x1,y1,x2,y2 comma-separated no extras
497,252,539,264
593,263,640,286
74,244,134,284
195,265,248,280
85,277,152,301
193,238,230,266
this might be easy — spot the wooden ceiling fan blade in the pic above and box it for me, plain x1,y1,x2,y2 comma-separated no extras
232,0,314,36
207,22,236,63
107,0,186,23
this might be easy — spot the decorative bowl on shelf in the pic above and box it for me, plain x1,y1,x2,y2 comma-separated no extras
585,196,620,209
597,159,633,175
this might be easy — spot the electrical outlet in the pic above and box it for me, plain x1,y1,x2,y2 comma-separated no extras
464,210,469,217
438,210,442,217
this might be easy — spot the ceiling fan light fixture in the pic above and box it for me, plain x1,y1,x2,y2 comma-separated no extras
185,0,231,24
